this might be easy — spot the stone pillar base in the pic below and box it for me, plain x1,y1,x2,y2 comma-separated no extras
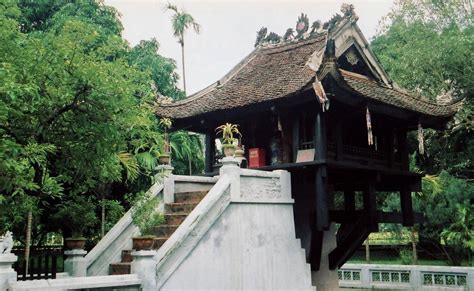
64,249,87,277
155,165,174,180
311,223,339,290
0,253,18,290
131,250,157,291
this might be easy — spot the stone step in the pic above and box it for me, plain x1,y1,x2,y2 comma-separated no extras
153,237,169,249
174,191,208,203
165,202,198,214
164,213,188,225
110,262,131,275
121,249,133,263
152,225,179,237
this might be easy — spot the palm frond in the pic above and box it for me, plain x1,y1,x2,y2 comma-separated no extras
135,151,157,171
118,151,140,181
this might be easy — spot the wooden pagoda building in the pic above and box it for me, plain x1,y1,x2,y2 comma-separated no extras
156,7,460,274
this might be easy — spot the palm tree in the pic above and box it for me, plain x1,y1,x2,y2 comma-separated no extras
166,3,200,95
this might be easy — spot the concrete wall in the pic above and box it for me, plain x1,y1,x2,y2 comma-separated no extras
156,160,315,290
161,203,313,290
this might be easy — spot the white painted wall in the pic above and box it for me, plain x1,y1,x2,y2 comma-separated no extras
157,161,315,290
161,203,314,290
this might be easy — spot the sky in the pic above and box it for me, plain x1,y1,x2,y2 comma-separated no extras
105,0,395,96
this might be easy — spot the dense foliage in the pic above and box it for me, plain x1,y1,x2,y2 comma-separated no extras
373,0,473,264
0,1,201,244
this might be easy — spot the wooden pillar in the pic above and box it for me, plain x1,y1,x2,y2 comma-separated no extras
335,120,343,161
344,189,355,212
400,184,414,226
292,115,300,162
205,131,215,174
387,130,395,168
363,177,378,232
314,110,329,230
397,130,409,171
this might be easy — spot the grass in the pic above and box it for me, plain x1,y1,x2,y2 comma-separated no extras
348,249,472,266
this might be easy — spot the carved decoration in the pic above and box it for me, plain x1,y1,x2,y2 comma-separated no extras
240,177,282,200
0,231,13,254
345,48,359,65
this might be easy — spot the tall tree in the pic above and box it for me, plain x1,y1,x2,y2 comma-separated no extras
371,0,473,178
373,0,473,265
166,3,200,95
0,0,162,244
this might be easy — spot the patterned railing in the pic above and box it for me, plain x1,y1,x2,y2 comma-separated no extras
339,263,472,290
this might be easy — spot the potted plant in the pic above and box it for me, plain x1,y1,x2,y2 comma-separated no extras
130,191,165,250
54,195,96,250
158,118,173,165
216,123,241,157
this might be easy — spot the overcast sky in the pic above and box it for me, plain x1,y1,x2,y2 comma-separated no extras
105,0,395,95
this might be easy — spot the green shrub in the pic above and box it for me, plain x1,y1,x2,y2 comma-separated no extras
130,192,164,237
399,248,413,265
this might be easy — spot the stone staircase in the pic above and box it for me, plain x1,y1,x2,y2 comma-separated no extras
109,190,208,275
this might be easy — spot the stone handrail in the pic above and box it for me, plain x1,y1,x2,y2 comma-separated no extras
85,182,164,276
154,158,295,289
9,274,141,290
339,263,473,290
155,174,232,288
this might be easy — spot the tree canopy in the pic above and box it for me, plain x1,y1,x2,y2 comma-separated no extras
0,0,196,243
372,0,473,265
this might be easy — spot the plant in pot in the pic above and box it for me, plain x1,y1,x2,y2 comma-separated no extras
216,123,241,157
54,195,96,250
130,191,165,250
158,117,173,165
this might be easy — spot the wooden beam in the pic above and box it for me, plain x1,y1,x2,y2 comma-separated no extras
387,129,395,169
330,210,423,224
329,215,370,270
397,130,409,171
344,189,355,212
309,230,324,271
292,115,300,162
363,179,379,232
205,131,215,174
314,110,329,230
336,120,343,161
400,185,414,226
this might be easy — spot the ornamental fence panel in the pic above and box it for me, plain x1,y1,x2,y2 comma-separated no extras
12,245,63,281
339,263,473,290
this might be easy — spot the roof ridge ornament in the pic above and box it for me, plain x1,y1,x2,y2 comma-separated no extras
341,3,359,22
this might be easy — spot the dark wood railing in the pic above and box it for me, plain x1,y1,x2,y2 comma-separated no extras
13,245,63,280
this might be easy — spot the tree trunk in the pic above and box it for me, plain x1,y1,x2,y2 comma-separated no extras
181,43,186,95
101,195,105,238
365,238,370,263
188,157,192,175
25,210,32,275
411,227,418,264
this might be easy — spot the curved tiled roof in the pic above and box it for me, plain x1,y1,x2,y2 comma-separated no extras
339,70,461,117
156,34,328,119
156,23,461,121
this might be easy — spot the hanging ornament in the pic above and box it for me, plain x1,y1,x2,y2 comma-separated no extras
277,115,282,132
418,121,425,155
366,107,374,146
312,80,330,112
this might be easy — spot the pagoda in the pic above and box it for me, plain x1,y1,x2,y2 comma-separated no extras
155,5,461,287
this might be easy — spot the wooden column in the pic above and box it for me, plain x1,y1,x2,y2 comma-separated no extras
335,120,343,161
292,115,300,162
363,177,379,232
400,184,414,226
314,110,329,230
387,131,395,168
205,131,215,174
344,189,355,212
397,130,409,171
